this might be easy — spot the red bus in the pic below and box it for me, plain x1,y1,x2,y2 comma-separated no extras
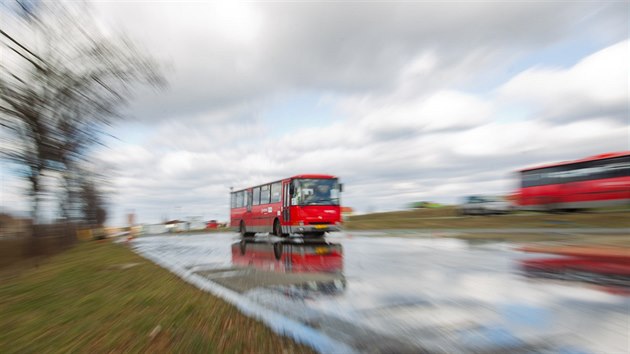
230,174,342,237
518,151,630,210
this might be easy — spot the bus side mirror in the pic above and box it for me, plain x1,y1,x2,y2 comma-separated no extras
289,184,295,195
339,183,343,192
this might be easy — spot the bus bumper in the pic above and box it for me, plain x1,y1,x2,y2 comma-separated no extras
284,225,341,234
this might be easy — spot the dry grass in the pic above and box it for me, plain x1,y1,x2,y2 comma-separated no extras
345,207,630,230
0,240,314,354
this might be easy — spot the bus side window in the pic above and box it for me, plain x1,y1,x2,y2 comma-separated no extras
253,187,260,205
237,191,244,208
271,182,281,203
260,185,270,204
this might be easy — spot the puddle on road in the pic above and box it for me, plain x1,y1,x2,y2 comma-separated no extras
133,232,630,353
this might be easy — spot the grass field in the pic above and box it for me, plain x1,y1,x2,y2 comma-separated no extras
344,207,630,230
0,240,314,354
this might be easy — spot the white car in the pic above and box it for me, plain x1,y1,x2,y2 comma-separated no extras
457,195,513,215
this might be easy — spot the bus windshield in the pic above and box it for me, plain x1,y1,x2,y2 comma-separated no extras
292,178,340,206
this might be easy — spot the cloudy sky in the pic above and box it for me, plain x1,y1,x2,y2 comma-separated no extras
2,1,628,225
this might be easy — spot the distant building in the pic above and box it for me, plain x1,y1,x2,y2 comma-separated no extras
341,207,354,220
188,220,206,231
163,218,207,232
164,220,182,232
143,224,168,235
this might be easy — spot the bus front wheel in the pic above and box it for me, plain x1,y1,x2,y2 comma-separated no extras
273,219,285,237
240,222,254,238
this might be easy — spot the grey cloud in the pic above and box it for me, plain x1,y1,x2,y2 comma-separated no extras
256,2,625,89
496,39,628,125
96,2,626,123
542,101,628,125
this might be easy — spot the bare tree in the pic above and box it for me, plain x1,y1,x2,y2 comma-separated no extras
78,178,107,227
0,2,164,227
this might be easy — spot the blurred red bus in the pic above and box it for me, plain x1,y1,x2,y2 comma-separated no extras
230,174,342,237
518,151,630,211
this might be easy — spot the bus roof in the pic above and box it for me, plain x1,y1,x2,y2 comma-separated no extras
231,174,338,193
519,151,630,172
290,174,337,179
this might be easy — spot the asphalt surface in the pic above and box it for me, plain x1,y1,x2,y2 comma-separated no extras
132,231,630,353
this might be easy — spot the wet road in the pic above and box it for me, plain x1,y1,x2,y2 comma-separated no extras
131,232,629,353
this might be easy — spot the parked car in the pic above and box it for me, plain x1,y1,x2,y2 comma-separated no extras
457,195,514,215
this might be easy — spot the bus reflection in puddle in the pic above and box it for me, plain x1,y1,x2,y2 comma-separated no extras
519,245,630,295
231,237,346,298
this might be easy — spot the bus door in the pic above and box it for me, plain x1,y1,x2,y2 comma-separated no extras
282,181,291,233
